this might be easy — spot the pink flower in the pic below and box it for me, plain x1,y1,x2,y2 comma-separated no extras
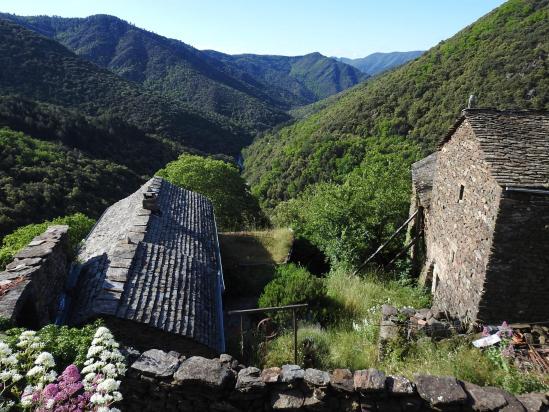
43,383,59,399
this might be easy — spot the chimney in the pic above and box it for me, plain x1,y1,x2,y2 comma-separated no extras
467,94,477,109
143,191,160,212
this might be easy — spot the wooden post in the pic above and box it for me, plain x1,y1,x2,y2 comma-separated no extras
293,308,298,364
240,314,244,360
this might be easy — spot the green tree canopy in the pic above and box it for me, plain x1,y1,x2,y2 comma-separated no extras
157,154,266,231
273,136,420,268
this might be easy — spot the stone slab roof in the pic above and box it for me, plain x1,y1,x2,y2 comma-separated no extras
441,109,549,188
411,152,438,208
70,177,225,353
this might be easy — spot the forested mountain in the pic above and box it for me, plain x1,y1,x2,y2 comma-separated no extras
244,0,549,207
0,18,252,157
0,127,141,237
0,14,366,129
338,51,424,76
202,51,368,108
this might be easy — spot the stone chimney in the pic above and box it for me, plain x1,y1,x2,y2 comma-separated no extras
142,191,160,212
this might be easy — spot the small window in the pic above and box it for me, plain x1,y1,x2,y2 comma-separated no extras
458,184,465,202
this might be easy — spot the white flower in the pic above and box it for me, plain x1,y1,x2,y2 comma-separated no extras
112,391,123,402
87,345,104,357
90,392,107,405
26,365,45,377
35,352,55,367
97,378,120,392
102,363,117,376
46,398,55,409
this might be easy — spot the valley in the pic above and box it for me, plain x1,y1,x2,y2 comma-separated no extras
0,0,548,410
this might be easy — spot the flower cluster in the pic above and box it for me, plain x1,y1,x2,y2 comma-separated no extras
0,341,22,410
0,326,124,411
81,327,125,411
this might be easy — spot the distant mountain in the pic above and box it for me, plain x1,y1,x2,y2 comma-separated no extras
203,51,369,108
244,0,549,207
0,13,367,128
0,18,247,156
338,51,424,76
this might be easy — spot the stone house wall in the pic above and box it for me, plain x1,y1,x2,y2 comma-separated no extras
425,121,502,321
119,349,548,412
479,191,549,322
0,226,69,328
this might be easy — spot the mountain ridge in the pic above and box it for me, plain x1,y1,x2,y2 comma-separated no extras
0,13,367,130
337,51,424,76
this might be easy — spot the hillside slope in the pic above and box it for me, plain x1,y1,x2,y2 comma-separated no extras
0,127,141,237
244,0,549,206
203,51,368,108
0,14,367,129
338,51,424,76
0,18,249,156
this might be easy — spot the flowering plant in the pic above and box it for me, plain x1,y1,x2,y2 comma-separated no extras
0,326,124,411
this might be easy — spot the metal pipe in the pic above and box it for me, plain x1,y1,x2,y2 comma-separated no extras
293,308,297,364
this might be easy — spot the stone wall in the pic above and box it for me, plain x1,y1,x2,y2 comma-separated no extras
120,349,549,412
480,191,549,322
425,120,502,321
0,225,69,328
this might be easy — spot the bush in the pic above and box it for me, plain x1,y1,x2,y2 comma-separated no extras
0,213,95,270
258,264,327,324
272,141,418,268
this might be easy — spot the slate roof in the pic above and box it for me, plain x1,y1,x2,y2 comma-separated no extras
411,152,438,208
70,177,225,353
441,109,549,188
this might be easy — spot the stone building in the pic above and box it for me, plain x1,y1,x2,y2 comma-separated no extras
69,176,226,356
411,109,549,323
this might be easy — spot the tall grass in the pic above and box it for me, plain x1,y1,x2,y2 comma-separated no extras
262,269,548,394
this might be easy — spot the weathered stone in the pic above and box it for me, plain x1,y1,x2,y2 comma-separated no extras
281,364,304,383
220,354,234,364
304,368,330,387
174,356,233,390
517,393,549,412
415,375,467,406
131,349,180,378
261,367,281,383
462,382,508,412
401,307,416,318
382,304,399,318
484,387,526,412
387,375,415,396
379,320,400,341
6,257,42,269
235,367,266,393
354,369,386,393
330,369,354,392
210,401,243,412
271,389,305,410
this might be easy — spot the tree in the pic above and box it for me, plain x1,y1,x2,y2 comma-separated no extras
157,154,266,231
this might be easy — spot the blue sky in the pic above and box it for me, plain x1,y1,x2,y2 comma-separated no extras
1,0,507,57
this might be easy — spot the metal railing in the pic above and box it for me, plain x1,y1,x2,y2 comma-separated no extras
228,303,308,364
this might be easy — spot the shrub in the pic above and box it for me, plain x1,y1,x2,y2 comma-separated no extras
258,264,327,324
0,213,95,270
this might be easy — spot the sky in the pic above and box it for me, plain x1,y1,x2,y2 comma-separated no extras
0,0,507,57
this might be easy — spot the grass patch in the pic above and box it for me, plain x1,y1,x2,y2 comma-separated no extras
220,228,293,265
262,269,548,394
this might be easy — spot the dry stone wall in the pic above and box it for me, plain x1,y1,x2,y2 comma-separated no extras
120,349,549,412
0,225,69,328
